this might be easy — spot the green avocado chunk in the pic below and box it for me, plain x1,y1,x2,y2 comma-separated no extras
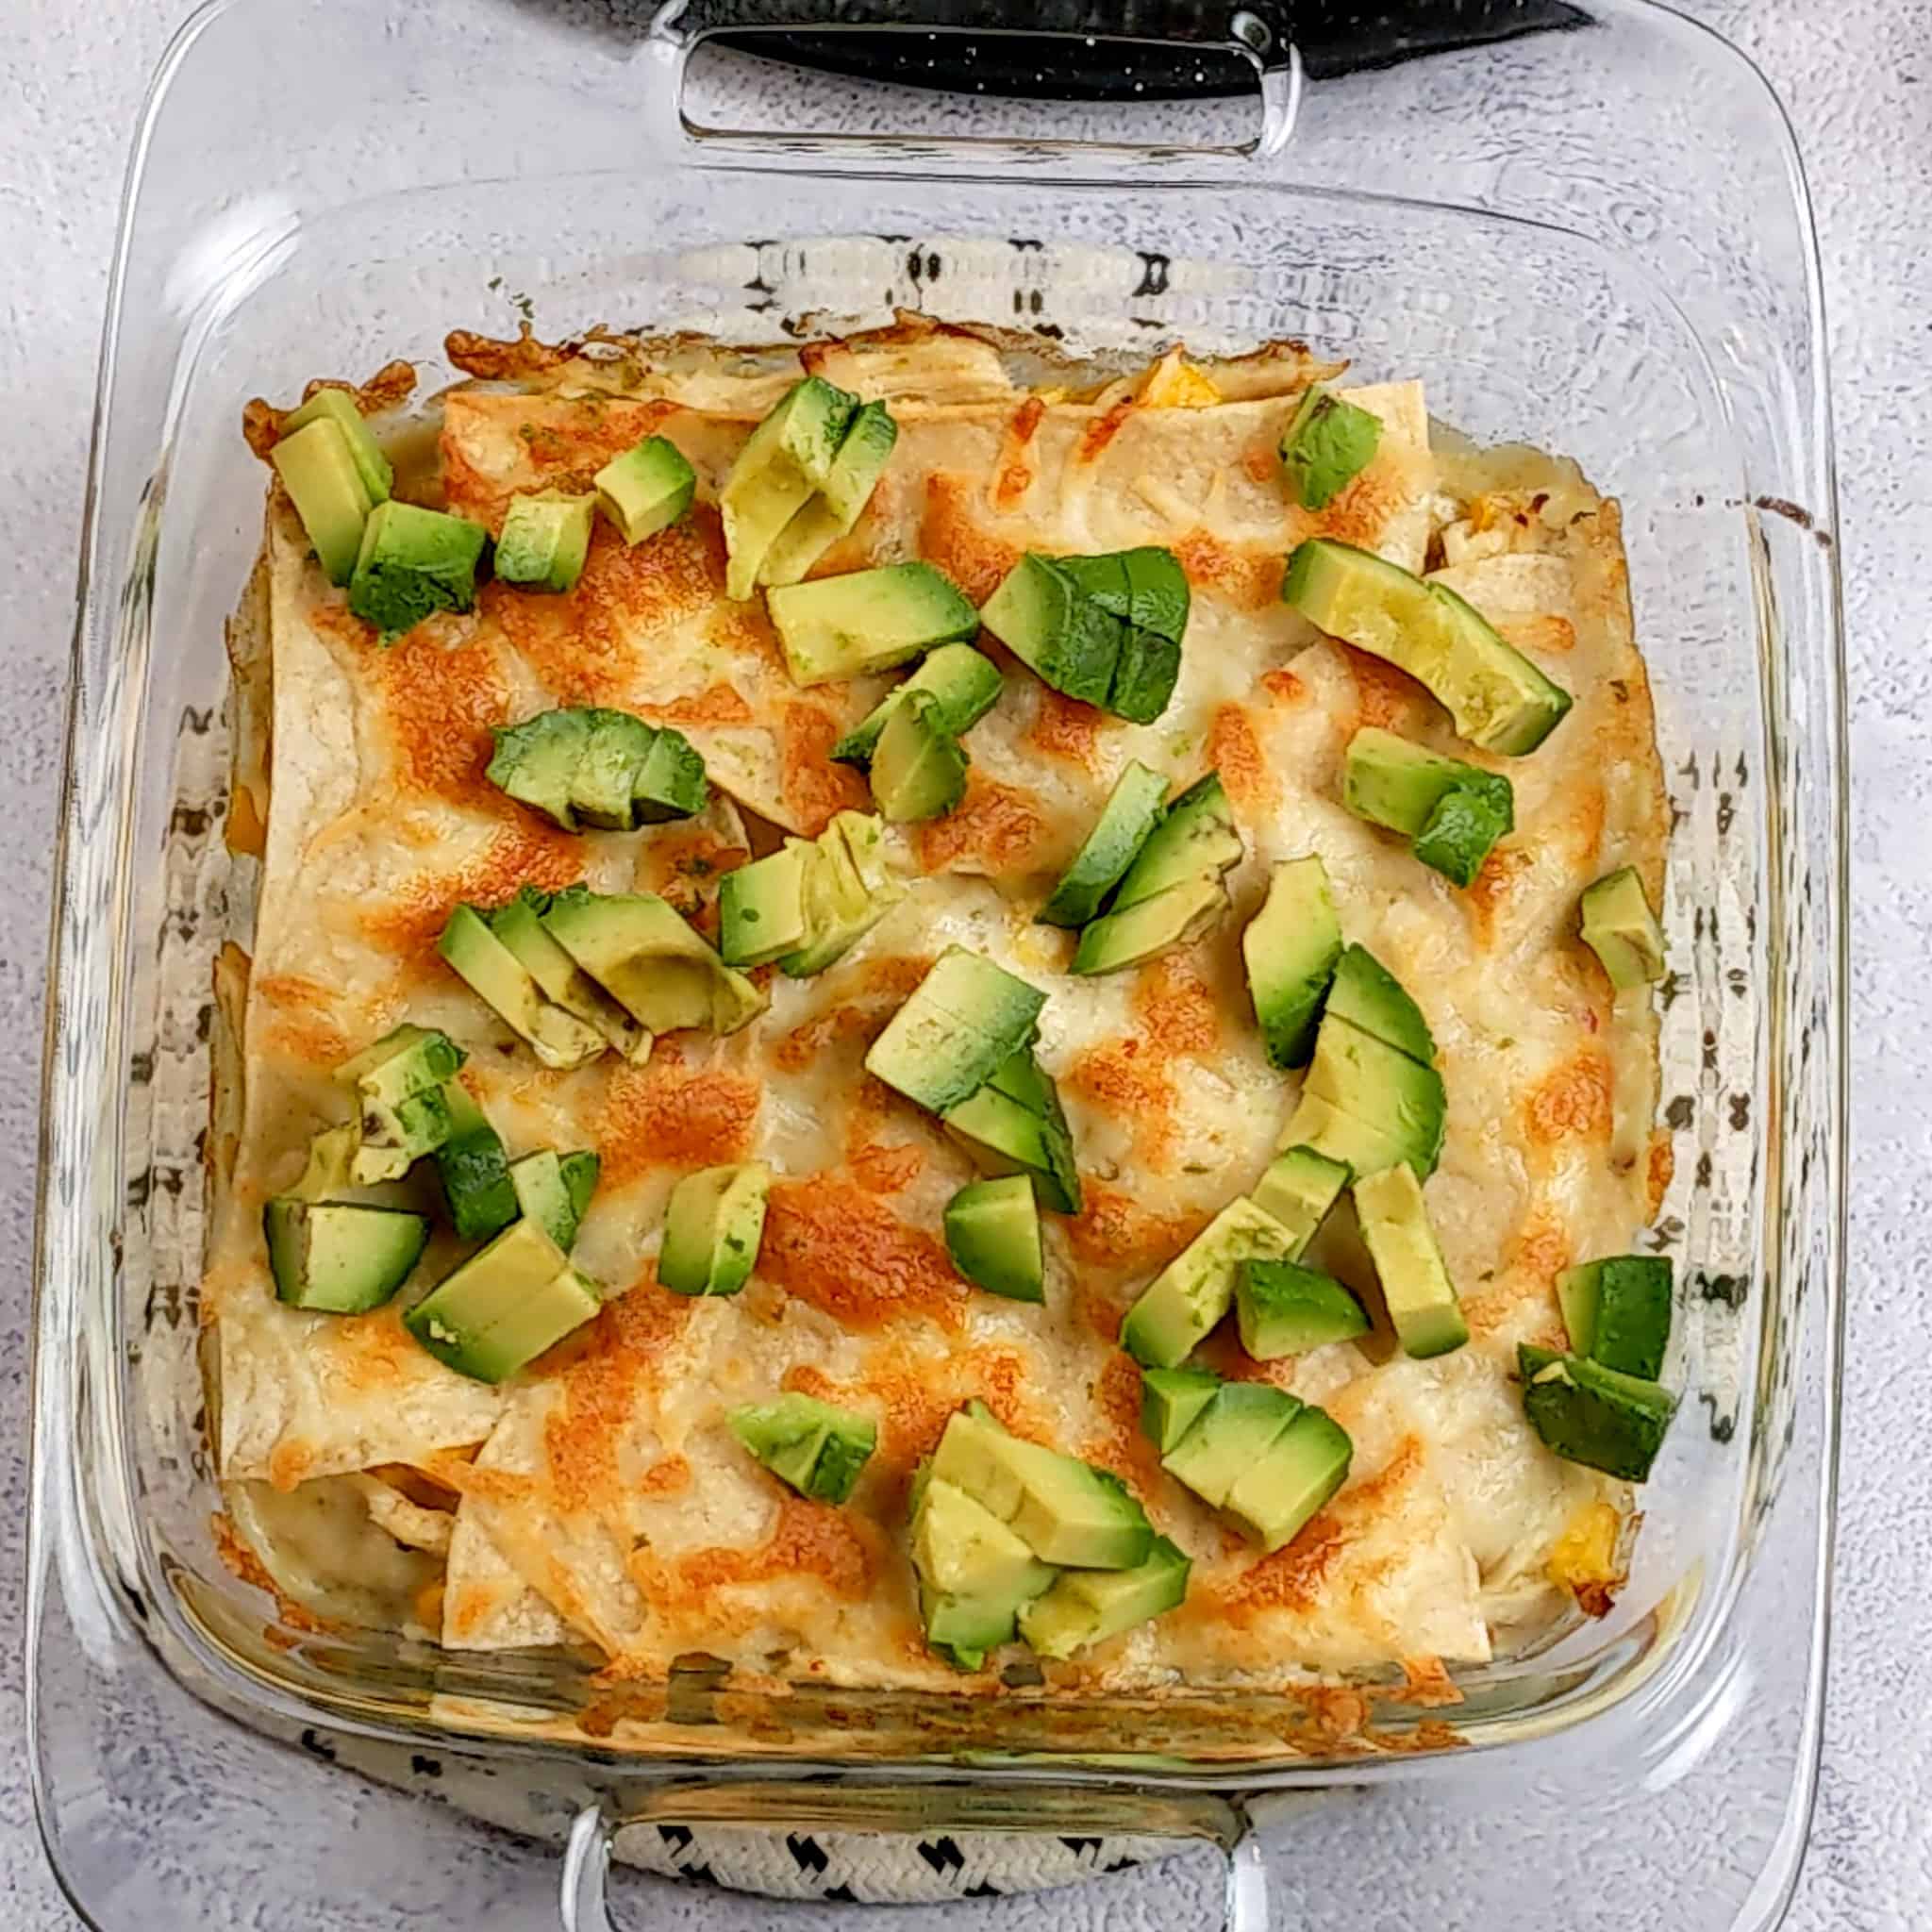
1037,761,1169,928
1354,1163,1467,1358
486,710,591,831
1019,1535,1190,1660
1283,539,1572,755
941,1046,1082,1215
1322,943,1436,1067
1138,1365,1223,1456
494,490,596,593
1223,1404,1354,1551
263,1199,428,1313
658,1161,772,1297
1411,781,1511,888
272,417,375,587
718,844,811,968
864,949,1046,1116
1277,387,1382,510
1580,867,1668,988
347,500,489,640
404,1218,602,1383
931,1403,1155,1570
774,810,906,976
943,1175,1044,1303
833,642,1004,769
979,554,1124,708
769,561,980,686
1119,1196,1301,1369
1159,1380,1301,1507
488,889,653,1062
438,905,606,1070
1342,726,1514,841
1071,873,1227,976
1247,1144,1350,1255
720,377,858,597
633,726,709,824
870,690,970,823
996,547,1188,723
1518,1347,1677,1482
1111,772,1243,911
911,1474,1058,1670
280,388,393,506
1059,546,1191,640
334,1024,467,1184
730,1392,877,1504
1303,1014,1446,1179
571,708,658,829
1558,1255,1674,1381
759,399,901,587
433,1080,520,1241
594,435,696,545
1241,855,1342,1069
540,887,764,1037
508,1148,598,1251
1235,1257,1369,1358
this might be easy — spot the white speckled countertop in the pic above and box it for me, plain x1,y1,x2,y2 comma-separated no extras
0,1,1915,1924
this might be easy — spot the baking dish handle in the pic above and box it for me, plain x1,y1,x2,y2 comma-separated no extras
561,1789,1295,1927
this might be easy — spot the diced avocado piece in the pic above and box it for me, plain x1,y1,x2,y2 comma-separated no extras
1223,1404,1354,1551
1242,856,1342,1069
594,434,696,545
1341,726,1514,841
941,1054,1082,1216
280,388,393,506
1304,1014,1446,1179
870,691,969,823
1412,782,1511,888
1111,772,1243,912
540,887,764,1036
1324,944,1436,1067
432,1080,519,1241
1139,1365,1224,1455
634,727,708,823
1020,1535,1190,1659
508,1148,596,1251
1058,546,1191,641
347,500,489,639
1235,1257,1369,1358
335,1024,466,1184
931,1405,1155,1569
758,399,901,587
775,811,906,976
1558,1255,1673,1381
271,418,374,586
1519,1347,1677,1482
730,1392,877,1504
560,1150,601,1224
1282,539,1573,755
404,1218,602,1383
288,1124,360,1202
718,377,858,597
1277,1090,1414,1178
1248,1144,1351,1255
438,904,606,1071
658,1161,772,1297
1277,387,1381,511
769,562,979,687
487,710,592,831
912,1475,1058,1669
263,1200,428,1313
1580,867,1668,989
944,1175,1044,1303
570,709,657,829
1119,1196,1301,1370
1071,872,1227,976
719,844,811,968
1160,1381,1302,1507
979,554,1124,708
1105,624,1183,725
494,490,595,593
832,642,1003,768
488,889,652,1062
1036,761,1169,928
864,948,1047,1115
1354,1163,1468,1358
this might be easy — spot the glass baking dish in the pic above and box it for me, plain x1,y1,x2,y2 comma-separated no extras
30,1,1843,1926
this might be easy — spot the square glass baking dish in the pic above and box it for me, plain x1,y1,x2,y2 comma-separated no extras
30,1,1843,1926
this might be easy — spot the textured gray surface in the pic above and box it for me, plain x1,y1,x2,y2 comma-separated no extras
0,0,1911,1924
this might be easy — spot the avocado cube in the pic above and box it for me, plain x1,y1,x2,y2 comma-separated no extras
438,904,607,1071
1071,872,1228,976
1119,1195,1302,1370
1223,1405,1354,1551
1428,581,1574,756
279,388,393,506
347,500,489,640
1138,1365,1224,1456
1558,1255,1674,1381
632,726,708,824
286,1124,360,1203
980,554,1124,708
1304,1014,1446,1179
488,888,652,1063
560,1149,601,1224
1580,866,1668,989
494,490,596,593
1412,781,1511,889
433,1079,520,1242
594,434,696,545
768,562,979,687
1105,624,1183,724
942,1056,1082,1216
1354,1163,1468,1359
509,1148,594,1252
1053,546,1190,642
335,1024,466,1184
333,1022,464,1098
271,417,375,586
1277,387,1382,510
720,376,859,597
758,399,901,588
1019,1535,1190,1660
913,1475,1057,1604
870,690,969,823
1519,1349,1677,1482
1111,772,1242,912
1241,855,1342,1069
487,709,593,832
1247,1143,1350,1255
731,1392,877,1504
658,1161,772,1296
404,1218,602,1383
1341,726,1513,841
1322,944,1437,1068
565,709,657,830
1276,1090,1415,1181
1235,1257,1370,1359
1036,761,1169,929
776,811,906,977
943,1175,1044,1303
540,887,765,1037
1160,1382,1302,1508
863,948,1046,1116
832,642,1003,769
263,1200,428,1314
719,844,812,968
